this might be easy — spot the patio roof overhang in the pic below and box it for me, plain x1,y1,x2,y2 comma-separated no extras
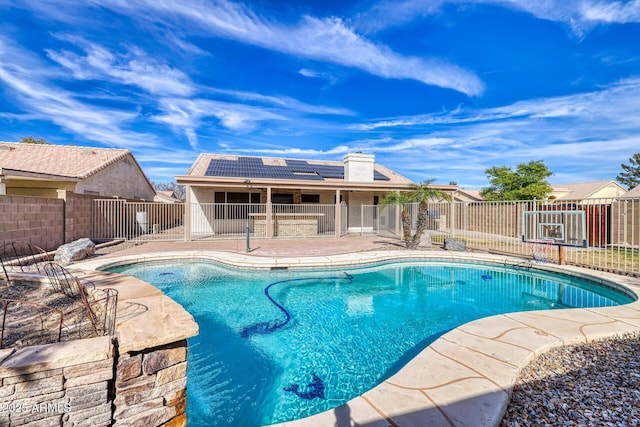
175,175,459,193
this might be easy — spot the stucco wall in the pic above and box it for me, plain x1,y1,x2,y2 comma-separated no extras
76,156,154,201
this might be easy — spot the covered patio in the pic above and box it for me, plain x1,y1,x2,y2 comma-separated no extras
176,153,456,240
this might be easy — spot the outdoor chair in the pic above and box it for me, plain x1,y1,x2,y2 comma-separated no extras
43,262,118,338
0,298,64,349
0,241,51,285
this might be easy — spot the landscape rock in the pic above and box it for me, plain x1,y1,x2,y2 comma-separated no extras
54,238,95,265
444,238,466,251
418,233,432,248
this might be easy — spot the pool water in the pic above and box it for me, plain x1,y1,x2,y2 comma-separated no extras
109,260,634,426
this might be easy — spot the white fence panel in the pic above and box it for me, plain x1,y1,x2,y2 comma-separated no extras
191,203,266,240
93,200,184,241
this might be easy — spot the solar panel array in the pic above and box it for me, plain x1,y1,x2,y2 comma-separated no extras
204,157,390,181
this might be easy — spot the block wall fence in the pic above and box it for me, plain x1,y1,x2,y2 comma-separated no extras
0,192,107,251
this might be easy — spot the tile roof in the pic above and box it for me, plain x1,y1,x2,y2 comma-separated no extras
456,189,483,200
184,153,415,185
621,185,640,198
550,180,625,200
0,142,130,179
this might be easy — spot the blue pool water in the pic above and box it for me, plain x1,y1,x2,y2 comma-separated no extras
108,260,634,426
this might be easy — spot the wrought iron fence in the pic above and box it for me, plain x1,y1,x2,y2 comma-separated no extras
93,199,185,241
363,197,640,275
190,203,265,240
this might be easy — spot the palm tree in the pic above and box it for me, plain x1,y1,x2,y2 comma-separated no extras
380,180,452,249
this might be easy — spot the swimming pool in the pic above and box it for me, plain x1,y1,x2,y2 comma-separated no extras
108,259,634,426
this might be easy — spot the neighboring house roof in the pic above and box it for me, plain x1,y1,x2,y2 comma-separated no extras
0,142,130,179
621,185,640,198
179,153,421,190
154,190,182,203
455,189,484,201
549,180,627,200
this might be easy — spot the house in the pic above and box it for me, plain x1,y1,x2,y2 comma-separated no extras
154,190,183,203
176,152,457,239
0,142,155,200
548,180,627,203
454,189,484,202
621,184,640,199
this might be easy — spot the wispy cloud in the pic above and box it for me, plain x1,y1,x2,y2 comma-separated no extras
356,0,640,36
62,0,484,96
46,35,195,97
343,78,640,186
153,98,288,150
207,88,354,116
0,35,158,149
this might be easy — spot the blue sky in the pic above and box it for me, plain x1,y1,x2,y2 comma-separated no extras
1,0,639,189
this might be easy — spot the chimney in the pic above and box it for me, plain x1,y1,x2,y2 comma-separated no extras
344,152,374,182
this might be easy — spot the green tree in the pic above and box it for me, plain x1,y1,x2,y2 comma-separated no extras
480,160,552,201
616,153,640,190
380,180,452,249
20,136,50,144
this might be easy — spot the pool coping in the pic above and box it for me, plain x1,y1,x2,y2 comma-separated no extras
76,250,640,427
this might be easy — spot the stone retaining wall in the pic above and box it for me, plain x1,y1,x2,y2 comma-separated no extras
114,341,188,426
0,336,114,427
0,333,191,427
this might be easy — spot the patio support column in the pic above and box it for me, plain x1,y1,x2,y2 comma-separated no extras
395,203,401,236
335,189,341,237
184,186,192,242
266,186,273,238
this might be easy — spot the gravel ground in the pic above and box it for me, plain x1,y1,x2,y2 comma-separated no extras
501,332,640,427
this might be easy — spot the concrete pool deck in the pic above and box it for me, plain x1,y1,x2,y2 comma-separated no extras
75,237,640,427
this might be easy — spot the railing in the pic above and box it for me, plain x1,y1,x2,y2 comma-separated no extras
93,200,185,241
190,203,337,239
191,203,266,239
362,197,640,276
340,202,348,236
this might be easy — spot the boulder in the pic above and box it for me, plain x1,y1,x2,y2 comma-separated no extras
418,233,432,248
54,238,95,265
444,238,467,251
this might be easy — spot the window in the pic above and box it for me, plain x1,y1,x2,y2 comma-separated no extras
301,194,320,203
214,192,261,203
272,193,294,204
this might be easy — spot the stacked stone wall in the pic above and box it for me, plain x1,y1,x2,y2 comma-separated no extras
0,337,113,426
0,337,189,426
114,340,188,427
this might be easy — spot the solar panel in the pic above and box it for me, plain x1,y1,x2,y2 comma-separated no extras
204,157,391,181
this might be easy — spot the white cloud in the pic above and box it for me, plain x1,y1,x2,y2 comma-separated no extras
208,88,354,116
0,35,158,148
46,36,195,97
356,0,640,36
65,0,483,96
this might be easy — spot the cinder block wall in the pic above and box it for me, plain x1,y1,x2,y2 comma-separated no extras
0,195,65,251
59,192,98,243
